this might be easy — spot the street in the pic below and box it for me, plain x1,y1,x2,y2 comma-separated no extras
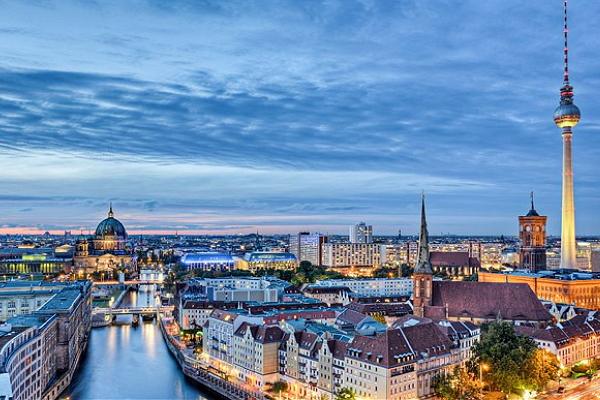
540,379,600,400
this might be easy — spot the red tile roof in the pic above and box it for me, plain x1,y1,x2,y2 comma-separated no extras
429,281,551,322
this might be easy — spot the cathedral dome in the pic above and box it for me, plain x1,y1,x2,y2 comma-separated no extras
95,205,127,239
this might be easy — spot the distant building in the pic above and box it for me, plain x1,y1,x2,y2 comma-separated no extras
236,252,296,272
518,194,547,272
414,196,551,327
349,222,373,244
321,243,381,273
180,252,234,272
289,232,328,266
311,277,413,297
73,205,135,274
430,251,480,277
479,269,600,310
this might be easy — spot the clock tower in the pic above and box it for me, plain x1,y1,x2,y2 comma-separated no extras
519,193,547,272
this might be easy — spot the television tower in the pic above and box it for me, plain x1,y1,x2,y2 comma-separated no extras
553,0,581,269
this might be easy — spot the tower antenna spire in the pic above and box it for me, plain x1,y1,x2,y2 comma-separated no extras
530,191,535,211
554,0,580,269
563,0,569,85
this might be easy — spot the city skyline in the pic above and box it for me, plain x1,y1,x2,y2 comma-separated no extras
1,1,600,235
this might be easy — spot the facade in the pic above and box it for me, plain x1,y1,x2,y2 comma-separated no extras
177,277,282,305
301,285,351,306
479,270,600,310
0,254,70,275
289,232,328,266
236,252,297,272
349,222,373,244
519,195,547,272
0,281,72,322
312,278,413,297
430,251,480,277
517,314,600,367
231,323,284,390
180,252,234,272
73,205,135,273
0,281,91,400
321,243,381,273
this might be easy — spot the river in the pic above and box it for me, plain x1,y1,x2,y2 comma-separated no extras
64,287,215,400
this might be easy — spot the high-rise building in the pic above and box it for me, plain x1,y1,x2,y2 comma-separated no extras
519,193,547,272
554,0,581,269
288,232,328,266
349,222,373,243
321,243,381,272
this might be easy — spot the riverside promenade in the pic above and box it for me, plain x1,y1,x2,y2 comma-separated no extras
159,316,269,400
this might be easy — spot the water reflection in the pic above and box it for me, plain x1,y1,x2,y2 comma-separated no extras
64,288,212,400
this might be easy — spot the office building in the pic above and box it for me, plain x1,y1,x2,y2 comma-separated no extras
289,232,328,266
349,222,373,244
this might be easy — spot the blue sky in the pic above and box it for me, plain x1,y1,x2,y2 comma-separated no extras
0,0,599,235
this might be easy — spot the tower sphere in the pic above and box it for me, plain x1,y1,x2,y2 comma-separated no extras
554,102,580,128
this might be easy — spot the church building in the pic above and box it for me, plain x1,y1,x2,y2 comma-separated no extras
73,205,136,274
413,196,551,328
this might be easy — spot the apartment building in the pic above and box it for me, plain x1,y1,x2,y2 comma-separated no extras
0,281,71,322
312,278,413,297
322,243,381,272
517,314,600,367
232,323,285,390
0,281,91,400
289,232,328,266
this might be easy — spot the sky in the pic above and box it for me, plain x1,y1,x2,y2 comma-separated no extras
0,0,599,236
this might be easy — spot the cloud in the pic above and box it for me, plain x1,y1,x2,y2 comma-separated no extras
0,0,599,234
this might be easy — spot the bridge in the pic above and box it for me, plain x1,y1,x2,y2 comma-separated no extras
92,305,174,316
92,279,164,286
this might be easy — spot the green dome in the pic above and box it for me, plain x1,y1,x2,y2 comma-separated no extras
95,205,127,238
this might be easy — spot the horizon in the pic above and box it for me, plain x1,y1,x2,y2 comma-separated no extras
1,1,599,236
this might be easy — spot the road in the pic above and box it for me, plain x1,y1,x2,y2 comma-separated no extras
540,379,600,400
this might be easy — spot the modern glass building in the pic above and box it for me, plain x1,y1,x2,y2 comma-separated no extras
180,252,235,271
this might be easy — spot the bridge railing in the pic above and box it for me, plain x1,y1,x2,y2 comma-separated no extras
92,305,174,315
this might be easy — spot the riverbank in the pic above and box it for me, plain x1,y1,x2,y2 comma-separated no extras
64,289,211,399
159,316,268,400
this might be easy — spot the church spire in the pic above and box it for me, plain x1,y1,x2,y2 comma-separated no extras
415,194,433,274
108,202,114,218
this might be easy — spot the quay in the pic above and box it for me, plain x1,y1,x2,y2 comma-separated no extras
158,316,268,400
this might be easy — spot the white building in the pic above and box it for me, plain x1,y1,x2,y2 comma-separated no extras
321,243,381,270
313,277,413,297
349,222,373,244
0,281,70,322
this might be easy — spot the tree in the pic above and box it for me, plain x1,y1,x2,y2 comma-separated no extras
470,321,545,394
400,263,413,278
433,366,481,400
270,380,288,399
335,388,356,400
372,266,398,278
525,349,560,390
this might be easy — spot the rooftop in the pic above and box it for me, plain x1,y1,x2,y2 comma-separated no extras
181,252,234,264
37,288,82,313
